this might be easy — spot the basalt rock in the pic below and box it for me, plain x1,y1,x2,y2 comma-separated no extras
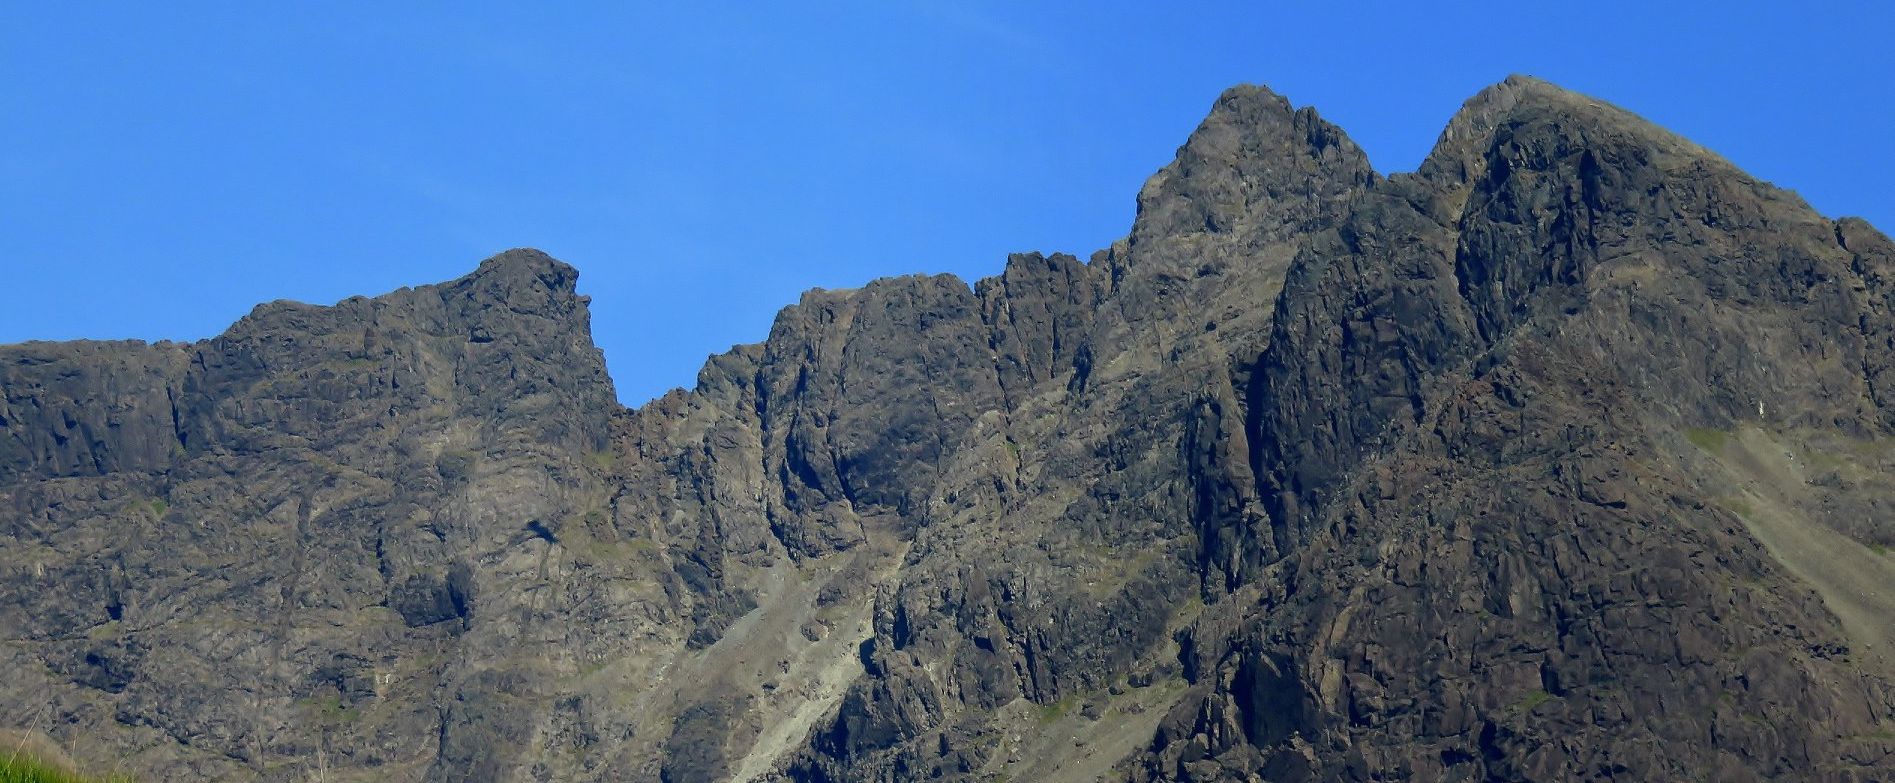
3,77,1893,782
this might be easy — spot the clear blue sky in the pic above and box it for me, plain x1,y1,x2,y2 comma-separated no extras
5,3,1891,404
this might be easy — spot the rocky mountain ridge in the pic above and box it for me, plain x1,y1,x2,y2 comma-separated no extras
3,75,1893,781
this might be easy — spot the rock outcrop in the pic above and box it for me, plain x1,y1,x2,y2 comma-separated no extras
3,76,1892,782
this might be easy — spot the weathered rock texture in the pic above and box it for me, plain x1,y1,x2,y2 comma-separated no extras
3,76,1893,782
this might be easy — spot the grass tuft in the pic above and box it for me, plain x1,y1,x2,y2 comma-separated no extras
0,754,124,783
298,694,361,725
1034,696,1076,726
1514,690,1555,713
1685,427,1729,452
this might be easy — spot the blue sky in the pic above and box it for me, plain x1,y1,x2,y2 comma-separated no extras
5,2,1891,404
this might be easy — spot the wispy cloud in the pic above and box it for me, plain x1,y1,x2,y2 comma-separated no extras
907,1,1052,55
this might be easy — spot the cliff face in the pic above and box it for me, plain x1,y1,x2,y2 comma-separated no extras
4,76,1894,782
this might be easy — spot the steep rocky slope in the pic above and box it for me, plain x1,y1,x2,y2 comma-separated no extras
3,76,1893,781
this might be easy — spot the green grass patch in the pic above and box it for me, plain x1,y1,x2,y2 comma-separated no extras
1844,436,1895,461
1514,690,1555,713
298,694,361,724
585,449,618,472
1800,448,1848,472
0,754,123,783
576,535,658,563
1685,427,1729,452
1718,496,1755,518
122,498,167,522
1034,696,1076,726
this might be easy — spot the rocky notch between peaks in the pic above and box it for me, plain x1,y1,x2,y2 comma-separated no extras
3,75,1894,782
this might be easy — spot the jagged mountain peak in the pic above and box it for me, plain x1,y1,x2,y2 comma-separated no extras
1130,82,1373,250
1420,73,1736,188
5,77,1894,783
467,246,584,298
476,245,567,272
224,246,589,342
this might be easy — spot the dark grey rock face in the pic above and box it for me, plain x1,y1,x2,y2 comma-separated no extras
4,77,1894,782
1123,77,1895,782
0,340,190,481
